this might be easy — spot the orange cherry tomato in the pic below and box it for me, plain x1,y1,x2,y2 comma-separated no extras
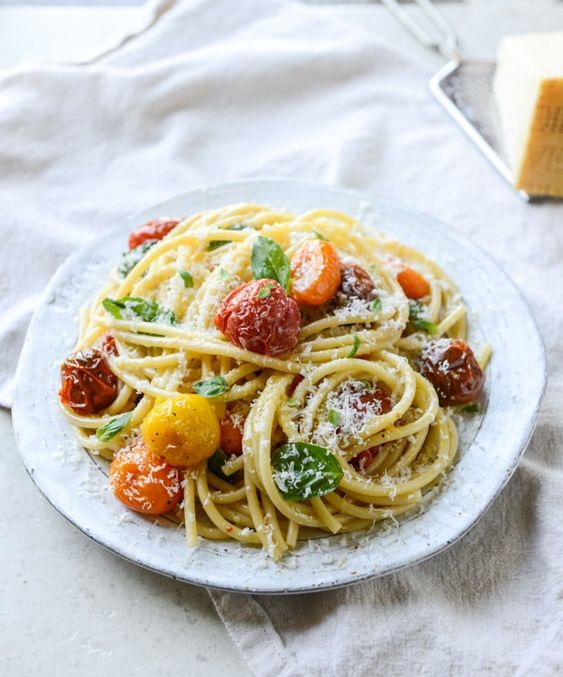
109,441,183,516
291,239,342,306
396,265,430,300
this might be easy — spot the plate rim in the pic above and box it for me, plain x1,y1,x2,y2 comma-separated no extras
12,177,547,594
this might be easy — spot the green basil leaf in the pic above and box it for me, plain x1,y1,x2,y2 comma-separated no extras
179,270,193,288
102,297,176,325
347,334,360,358
314,230,328,241
370,298,382,313
258,284,273,299
359,378,374,390
286,398,298,407
95,412,132,442
208,239,230,251
409,301,437,335
208,224,249,251
458,403,480,415
251,236,290,292
207,448,232,481
118,240,157,277
272,442,343,501
193,375,228,398
328,409,340,427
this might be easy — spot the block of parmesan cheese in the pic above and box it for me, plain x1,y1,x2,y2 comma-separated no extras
494,32,563,197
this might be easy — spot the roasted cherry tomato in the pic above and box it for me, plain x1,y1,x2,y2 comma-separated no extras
109,441,182,515
215,279,300,356
141,394,220,467
339,261,377,302
351,446,381,472
291,239,342,306
128,217,181,250
355,382,393,417
220,404,248,456
100,333,118,357
59,349,118,415
417,338,484,407
396,265,430,300
332,381,393,436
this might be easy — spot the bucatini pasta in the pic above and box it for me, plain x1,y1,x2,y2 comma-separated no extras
58,204,489,560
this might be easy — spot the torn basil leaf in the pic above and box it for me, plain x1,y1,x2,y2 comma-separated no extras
207,448,232,482
193,375,228,398
272,442,343,501
208,224,249,251
258,284,273,299
251,236,290,292
102,297,176,325
370,298,382,313
328,409,340,427
118,240,157,277
409,301,437,335
95,412,132,442
178,270,193,288
347,334,360,358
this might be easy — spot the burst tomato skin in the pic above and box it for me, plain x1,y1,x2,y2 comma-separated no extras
100,333,118,357
417,338,484,407
339,262,377,302
109,441,182,516
215,279,301,356
291,239,342,306
128,218,181,250
59,349,118,415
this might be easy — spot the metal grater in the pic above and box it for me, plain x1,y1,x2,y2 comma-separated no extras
381,0,530,201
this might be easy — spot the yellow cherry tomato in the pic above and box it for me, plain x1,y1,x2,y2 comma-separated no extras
141,394,220,467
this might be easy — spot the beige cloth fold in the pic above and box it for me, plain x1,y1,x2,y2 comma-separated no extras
1,1,561,674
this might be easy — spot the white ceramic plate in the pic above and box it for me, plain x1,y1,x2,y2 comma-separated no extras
13,179,546,594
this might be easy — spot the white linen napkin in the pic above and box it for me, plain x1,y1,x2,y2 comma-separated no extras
1,0,561,674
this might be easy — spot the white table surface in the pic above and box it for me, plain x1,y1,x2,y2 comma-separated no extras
2,2,562,676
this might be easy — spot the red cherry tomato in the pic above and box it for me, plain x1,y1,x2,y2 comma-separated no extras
220,405,247,456
128,218,182,250
332,381,393,437
59,349,118,415
417,338,484,407
291,239,342,306
215,279,301,356
356,383,393,416
110,441,182,516
339,262,377,302
100,333,118,357
351,446,381,472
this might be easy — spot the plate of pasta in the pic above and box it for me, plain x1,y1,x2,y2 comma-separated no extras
13,179,545,593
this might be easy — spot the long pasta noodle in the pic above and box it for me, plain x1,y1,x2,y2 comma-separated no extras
60,203,489,560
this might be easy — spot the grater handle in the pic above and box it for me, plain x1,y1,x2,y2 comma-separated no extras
380,0,463,63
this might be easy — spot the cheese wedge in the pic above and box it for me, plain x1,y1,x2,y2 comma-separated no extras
494,32,563,197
